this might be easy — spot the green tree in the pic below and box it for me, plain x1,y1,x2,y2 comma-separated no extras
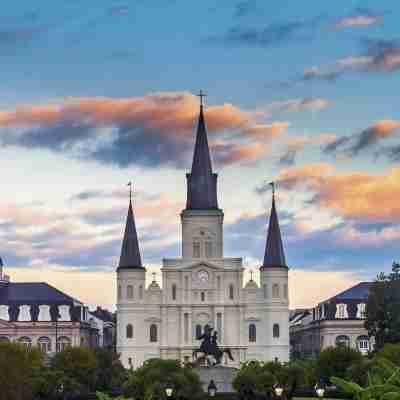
94,348,127,393
366,262,400,351
0,341,45,400
123,358,204,400
376,344,400,366
51,346,98,396
317,345,363,383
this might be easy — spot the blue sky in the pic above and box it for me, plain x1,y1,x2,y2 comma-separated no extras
0,0,399,308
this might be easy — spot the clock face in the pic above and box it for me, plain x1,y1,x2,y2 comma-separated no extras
197,270,209,283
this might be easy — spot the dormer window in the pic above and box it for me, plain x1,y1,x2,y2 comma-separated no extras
193,242,201,258
336,303,348,319
357,303,366,319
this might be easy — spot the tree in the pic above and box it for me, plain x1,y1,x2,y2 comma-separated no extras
0,341,45,400
51,346,98,397
376,343,400,366
317,345,363,383
94,348,127,393
123,358,204,400
365,262,400,351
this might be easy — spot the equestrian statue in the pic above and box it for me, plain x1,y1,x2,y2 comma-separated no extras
192,325,234,367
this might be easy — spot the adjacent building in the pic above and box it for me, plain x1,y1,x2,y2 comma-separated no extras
290,282,373,358
0,261,114,354
116,101,290,369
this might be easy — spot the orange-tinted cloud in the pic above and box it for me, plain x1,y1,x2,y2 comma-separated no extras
278,164,400,222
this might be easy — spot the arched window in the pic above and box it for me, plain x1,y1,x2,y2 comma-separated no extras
229,284,234,300
283,284,288,299
18,336,32,349
196,324,202,339
117,285,122,300
201,292,205,302
139,285,143,300
357,335,370,352
205,241,213,258
127,285,133,299
273,324,280,338
272,284,280,298
172,284,177,301
217,276,221,290
193,242,200,258
263,284,268,298
150,324,158,342
126,324,133,339
57,336,71,352
249,324,256,342
336,335,350,347
0,336,9,343
38,336,51,353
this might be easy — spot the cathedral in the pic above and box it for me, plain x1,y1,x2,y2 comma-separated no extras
116,100,289,369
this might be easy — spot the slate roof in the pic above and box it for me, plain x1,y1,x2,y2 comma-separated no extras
262,194,287,269
186,105,219,210
0,282,79,305
328,282,371,302
118,199,144,270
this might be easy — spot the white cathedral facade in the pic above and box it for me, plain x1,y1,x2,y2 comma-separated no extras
116,103,289,369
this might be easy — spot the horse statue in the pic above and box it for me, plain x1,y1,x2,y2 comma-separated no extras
192,326,234,367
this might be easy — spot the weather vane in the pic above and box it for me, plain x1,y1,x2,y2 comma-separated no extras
127,181,133,202
197,90,207,107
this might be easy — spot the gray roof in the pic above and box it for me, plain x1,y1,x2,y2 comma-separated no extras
0,282,78,305
262,194,287,268
186,105,219,210
118,200,144,270
327,282,371,303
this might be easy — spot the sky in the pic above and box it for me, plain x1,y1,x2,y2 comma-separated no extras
0,0,399,310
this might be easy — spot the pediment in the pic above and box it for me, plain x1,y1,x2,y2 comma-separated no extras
181,261,221,271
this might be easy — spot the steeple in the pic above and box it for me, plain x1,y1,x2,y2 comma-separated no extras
186,92,219,210
262,184,287,269
118,193,144,270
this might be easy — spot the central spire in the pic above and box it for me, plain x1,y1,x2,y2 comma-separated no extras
186,92,219,210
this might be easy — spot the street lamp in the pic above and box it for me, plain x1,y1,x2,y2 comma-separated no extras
165,381,174,398
208,380,217,397
274,384,284,398
315,382,325,398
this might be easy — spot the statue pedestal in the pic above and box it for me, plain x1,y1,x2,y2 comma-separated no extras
196,366,238,393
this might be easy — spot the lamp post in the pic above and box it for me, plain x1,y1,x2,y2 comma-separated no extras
315,382,325,399
208,380,217,398
164,381,174,399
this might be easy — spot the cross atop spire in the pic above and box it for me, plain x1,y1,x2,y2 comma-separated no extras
261,182,288,269
197,90,207,108
127,181,132,203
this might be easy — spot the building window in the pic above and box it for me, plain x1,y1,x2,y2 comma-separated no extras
217,276,221,290
150,324,158,342
357,303,366,319
126,324,133,339
201,292,205,302
195,324,202,339
273,324,280,338
217,313,222,338
127,285,133,299
272,284,280,298
357,335,370,352
0,336,9,343
57,336,71,352
139,285,143,300
336,335,350,347
263,284,268,299
205,241,213,258
18,336,32,349
184,313,189,343
172,284,177,301
229,284,234,300
38,336,51,353
283,284,288,299
118,285,122,300
249,324,256,342
193,242,200,258
336,303,348,319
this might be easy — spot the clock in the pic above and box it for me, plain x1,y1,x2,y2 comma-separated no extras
197,270,209,283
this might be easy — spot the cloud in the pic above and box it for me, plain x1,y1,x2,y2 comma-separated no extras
324,119,400,156
0,92,288,168
266,98,330,113
208,15,324,48
277,164,400,222
333,10,383,30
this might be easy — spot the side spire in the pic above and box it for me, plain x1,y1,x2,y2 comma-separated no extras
262,182,287,269
186,91,219,210
118,183,144,270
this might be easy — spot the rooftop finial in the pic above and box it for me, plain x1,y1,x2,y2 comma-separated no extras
197,90,207,108
127,181,132,203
